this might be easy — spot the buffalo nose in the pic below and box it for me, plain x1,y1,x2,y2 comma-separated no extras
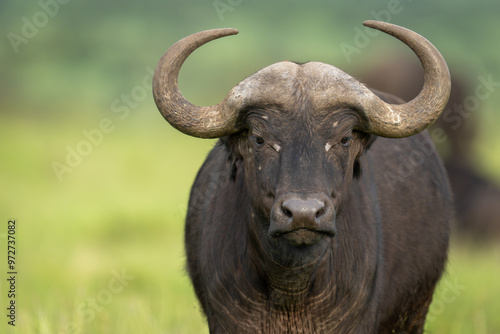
269,193,336,244
281,198,326,223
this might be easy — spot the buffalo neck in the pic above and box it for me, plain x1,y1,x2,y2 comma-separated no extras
247,214,333,311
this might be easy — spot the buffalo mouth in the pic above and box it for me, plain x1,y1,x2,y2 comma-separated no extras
276,228,334,247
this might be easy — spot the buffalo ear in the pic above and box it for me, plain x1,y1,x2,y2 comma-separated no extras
219,132,249,182
359,132,376,152
353,132,377,179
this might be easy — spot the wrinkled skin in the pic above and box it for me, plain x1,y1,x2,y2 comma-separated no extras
184,84,452,333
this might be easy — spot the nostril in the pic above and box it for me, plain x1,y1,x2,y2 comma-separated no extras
282,207,293,218
316,207,325,218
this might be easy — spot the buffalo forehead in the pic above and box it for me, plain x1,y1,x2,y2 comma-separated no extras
229,61,372,111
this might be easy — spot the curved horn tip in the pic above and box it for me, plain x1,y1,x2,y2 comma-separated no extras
362,20,401,32
213,28,239,36
362,20,386,28
227,28,239,34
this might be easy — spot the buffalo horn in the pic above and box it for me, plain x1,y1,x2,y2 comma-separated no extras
360,21,451,138
153,28,240,138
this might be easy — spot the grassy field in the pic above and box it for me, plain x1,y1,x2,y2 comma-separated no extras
1,114,500,333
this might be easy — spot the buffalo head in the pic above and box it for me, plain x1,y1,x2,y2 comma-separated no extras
153,21,450,265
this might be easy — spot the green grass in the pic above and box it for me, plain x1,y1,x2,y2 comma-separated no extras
1,114,500,333
425,240,500,334
0,114,212,333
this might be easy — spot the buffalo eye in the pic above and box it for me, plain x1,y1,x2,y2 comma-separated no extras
253,136,265,146
340,136,353,147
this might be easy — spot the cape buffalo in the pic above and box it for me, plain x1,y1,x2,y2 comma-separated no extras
152,21,452,333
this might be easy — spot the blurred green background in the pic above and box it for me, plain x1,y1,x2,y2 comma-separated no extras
1,0,500,333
